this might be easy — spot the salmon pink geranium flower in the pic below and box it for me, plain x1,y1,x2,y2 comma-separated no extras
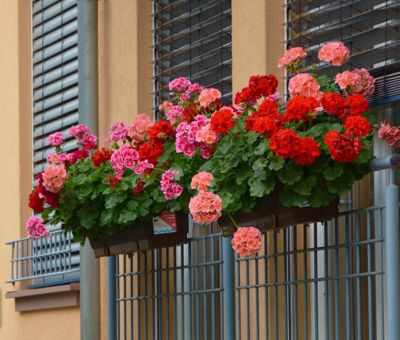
231,226,262,257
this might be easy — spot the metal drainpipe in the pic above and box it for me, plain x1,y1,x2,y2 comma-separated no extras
222,236,236,339
371,154,400,340
78,1,100,339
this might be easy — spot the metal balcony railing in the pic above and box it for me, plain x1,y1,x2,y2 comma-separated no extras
6,228,80,286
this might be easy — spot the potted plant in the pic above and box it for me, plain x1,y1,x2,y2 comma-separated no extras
25,41,379,257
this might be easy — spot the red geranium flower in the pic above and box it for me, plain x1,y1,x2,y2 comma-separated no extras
210,108,236,134
92,147,112,167
106,174,121,188
347,94,368,116
148,120,174,140
344,116,371,136
182,102,198,122
132,179,144,196
28,188,44,213
324,130,362,162
258,99,279,117
245,115,278,137
35,173,60,208
293,137,321,165
270,129,300,158
321,92,348,119
286,96,319,122
248,75,278,98
234,86,257,105
138,139,165,165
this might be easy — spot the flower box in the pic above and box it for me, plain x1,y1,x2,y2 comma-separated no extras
218,191,339,236
88,211,188,257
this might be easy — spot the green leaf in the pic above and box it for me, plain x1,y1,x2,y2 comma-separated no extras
73,174,86,186
254,139,268,156
279,188,308,207
105,192,127,209
323,163,343,180
268,157,285,171
100,209,113,226
219,191,234,209
118,210,138,224
77,207,97,229
293,175,317,196
278,162,303,185
252,157,268,171
249,178,275,198
326,172,355,195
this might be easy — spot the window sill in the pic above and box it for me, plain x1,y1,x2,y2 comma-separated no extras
5,283,80,312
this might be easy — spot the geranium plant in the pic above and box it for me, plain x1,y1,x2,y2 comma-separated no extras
26,41,379,256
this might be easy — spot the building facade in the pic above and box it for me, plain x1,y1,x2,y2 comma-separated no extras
1,0,398,339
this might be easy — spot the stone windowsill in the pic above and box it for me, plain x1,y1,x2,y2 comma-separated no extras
5,283,80,312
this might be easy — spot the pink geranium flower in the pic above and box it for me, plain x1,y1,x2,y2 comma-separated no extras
231,226,262,257
106,123,128,143
69,124,89,139
199,88,221,108
288,73,320,98
169,77,191,92
42,165,67,193
25,216,50,239
191,172,214,192
318,41,350,66
196,124,218,145
189,191,222,224
335,68,375,96
134,160,154,175
47,132,64,146
378,122,400,148
110,145,139,178
160,169,183,200
278,47,307,68
127,113,153,141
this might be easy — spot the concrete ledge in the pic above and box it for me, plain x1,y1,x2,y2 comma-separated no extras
5,283,80,312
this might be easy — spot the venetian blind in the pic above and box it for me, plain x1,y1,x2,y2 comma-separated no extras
286,0,400,104
152,0,232,115
32,0,79,176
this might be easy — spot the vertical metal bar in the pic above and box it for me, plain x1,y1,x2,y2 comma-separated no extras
284,228,289,340
222,236,235,340
196,239,200,340
265,232,270,340
345,214,352,340
334,218,340,340
274,230,279,340
355,213,362,340
293,226,299,340
123,256,127,340
132,255,136,340
313,223,319,340
78,0,99,338
144,252,149,340
367,210,376,340
303,226,309,340
246,256,250,340
108,256,117,340
385,170,400,340
210,236,216,340
324,222,330,340
203,238,208,340
116,257,120,340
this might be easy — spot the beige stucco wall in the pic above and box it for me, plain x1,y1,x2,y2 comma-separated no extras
98,1,153,338
0,1,80,339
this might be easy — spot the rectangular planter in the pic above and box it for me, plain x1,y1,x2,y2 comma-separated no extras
88,211,189,257
218,193,339,236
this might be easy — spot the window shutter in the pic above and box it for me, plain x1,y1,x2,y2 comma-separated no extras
153,0,232,115
32,0,79,176
286,0,400,104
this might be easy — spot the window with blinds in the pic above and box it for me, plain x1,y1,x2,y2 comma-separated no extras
286,0,400,104
31,0,80,286
33,0,79,176
152,0,232,115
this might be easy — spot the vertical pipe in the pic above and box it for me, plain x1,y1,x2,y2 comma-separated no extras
108,256,117,340
385,169,400,340
222,236,235,340
78,1,100,339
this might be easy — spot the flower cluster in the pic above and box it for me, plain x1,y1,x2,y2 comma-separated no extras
25,216,50,239
47,132,64,146
42,165,67,193
210,107,236,134
70,124,97,150
106,123,128,144
92,148,112,167
335,68,375,96
278,47,307,68
160,169,183,200
378,123,400,148
235,75,278,105
324,131,362,163
231,226,262,257
191,171,213,192
128,113,152,141
288,73,321,98
318,41,350,66
110,145,139,178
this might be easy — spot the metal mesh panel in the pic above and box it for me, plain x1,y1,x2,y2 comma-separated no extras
236,206,386,340
114,206,386,340
115,230,224,340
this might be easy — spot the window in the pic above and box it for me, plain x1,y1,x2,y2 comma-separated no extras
30,0,80,286
286,0,400,104
153,0,232,116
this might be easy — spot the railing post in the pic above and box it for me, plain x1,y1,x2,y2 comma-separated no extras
385,168,400,340
78,1,100,339
108,256,117,340
222,236,236,340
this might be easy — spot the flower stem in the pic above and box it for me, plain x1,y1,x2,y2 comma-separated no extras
227,213,239,231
